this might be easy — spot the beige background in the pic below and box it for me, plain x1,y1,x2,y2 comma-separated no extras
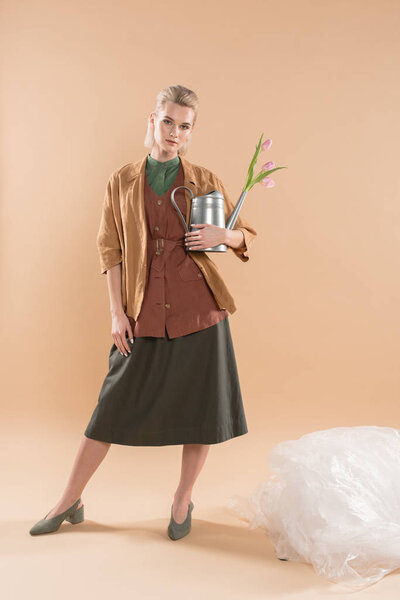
1,0,400,598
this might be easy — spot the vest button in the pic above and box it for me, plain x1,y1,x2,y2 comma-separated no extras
154,226,160,231
197,273,202,278
165,303,170,308
157,199,162,205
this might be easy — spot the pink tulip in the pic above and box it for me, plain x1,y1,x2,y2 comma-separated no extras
261,176,275,188
261,138,272,151
262,161,275,170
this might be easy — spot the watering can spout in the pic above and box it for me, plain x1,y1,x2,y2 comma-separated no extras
225,190,247,230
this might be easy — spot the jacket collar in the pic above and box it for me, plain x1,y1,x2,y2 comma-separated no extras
125,154,198,188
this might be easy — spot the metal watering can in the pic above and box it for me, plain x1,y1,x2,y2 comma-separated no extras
170,186,247,252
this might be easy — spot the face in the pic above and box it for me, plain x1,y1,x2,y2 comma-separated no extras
150,101,195,156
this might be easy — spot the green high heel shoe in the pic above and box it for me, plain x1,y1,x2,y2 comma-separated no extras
167,500,194,540
29,498,84,535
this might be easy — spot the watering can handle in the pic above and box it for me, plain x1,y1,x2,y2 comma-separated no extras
170,186,194,233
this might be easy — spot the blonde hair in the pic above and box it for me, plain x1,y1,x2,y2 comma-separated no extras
144,84,199,156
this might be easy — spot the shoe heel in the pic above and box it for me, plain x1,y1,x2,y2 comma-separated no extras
65,504,84,524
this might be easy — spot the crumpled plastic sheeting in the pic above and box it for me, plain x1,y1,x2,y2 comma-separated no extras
226,426,400,589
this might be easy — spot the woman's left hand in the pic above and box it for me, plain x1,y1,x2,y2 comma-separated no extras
184,224,226,250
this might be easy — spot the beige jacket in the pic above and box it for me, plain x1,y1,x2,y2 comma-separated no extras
97,154,257,320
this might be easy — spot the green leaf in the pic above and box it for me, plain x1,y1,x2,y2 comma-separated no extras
245,133,264,190
247,166,288,190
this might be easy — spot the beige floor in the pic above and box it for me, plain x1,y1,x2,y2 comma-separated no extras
2,413,399,600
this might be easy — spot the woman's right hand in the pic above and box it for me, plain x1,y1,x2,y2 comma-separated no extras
111,310,135,357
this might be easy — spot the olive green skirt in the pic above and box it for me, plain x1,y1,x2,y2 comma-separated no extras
84,316,248,446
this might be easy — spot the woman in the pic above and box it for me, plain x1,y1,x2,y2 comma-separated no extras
29,84,257,540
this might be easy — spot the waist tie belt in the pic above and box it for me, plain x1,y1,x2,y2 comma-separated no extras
154,237,185,255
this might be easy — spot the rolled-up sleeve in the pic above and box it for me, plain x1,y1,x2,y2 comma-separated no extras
214,175,257,262
97,172,122,274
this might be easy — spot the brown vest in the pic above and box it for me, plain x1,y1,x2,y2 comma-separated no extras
128,161,228,339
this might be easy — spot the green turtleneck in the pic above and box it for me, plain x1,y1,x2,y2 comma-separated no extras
146,153,181,196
